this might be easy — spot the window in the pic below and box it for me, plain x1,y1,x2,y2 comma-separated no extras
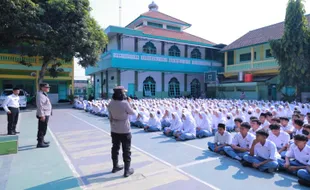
168,77,180,97
136,23,143,28
190,48,201,59
147,22,163,28
265,49,273,58
167,25,181,31
227,51,234,65
143,41,157,54
240,52,256,62
168,45,181,57
143,76,156,97
190,79,201,98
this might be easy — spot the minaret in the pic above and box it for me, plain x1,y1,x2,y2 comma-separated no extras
148,1,158,11
119,0,122,26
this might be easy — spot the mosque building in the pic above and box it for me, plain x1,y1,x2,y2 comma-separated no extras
85,1,224,99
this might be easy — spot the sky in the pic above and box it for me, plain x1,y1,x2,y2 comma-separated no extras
74,0,310,79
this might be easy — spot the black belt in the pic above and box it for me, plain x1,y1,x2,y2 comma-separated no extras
8,107,19,109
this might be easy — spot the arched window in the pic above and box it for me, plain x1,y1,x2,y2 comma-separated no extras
190,79,201,98
168,45,181,57
191,48,201,59
143,76,156,97
168,77,180,97
143,41,156,54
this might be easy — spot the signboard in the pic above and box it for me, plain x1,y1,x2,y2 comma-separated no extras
204,71,217,83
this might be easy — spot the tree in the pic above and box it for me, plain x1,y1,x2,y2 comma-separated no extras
269,0,310,101
0,0,107,84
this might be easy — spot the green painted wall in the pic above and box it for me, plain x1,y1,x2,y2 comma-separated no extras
234,43,273,64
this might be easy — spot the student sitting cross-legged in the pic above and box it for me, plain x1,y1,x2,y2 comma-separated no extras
174,112,197,141
163,112,183,137
196,112,213,138
297,165,310,187
278,134,310,176
223,122,255,161
241,129,280,173
144,112,161,132
208,123,232,154
268,124,290,158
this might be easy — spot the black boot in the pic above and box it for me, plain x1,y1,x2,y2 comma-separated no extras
111,160,123,173
124,163,134,177
37,140,49,148
43,139,50,145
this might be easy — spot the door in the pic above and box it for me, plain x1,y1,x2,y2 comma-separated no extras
58,83,67,100
128,83,135,97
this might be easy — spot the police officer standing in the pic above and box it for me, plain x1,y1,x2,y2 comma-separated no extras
108,86,135,177
2,87,20,135
36,83,52,148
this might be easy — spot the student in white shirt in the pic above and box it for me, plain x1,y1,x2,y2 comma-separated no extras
278,134,310,176
259,113,270,130
223,122,255,161
293,119,304,136
268,124,290,158
234,118,243,132
280,117,294,135
208,123,232,153
302,124,310,146
249,119,262,135
242,129,280,173
2,87,20,135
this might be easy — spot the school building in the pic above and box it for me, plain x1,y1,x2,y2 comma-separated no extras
85,2,223,99
0,48,74,104
216,14,310,101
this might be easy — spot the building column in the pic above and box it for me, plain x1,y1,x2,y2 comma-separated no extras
161,72,165,98
184,74,187,93
161,42,165,55
134,71,138,93
251,47,254,68
185,45,188,58
93,74,96,98
117,34,121,50
117,69,121,86
105,70,109,99
224,52,228,72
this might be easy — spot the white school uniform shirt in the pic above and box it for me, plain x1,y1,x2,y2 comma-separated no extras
268,131,290,149
285,144,310,165
2,94,20,112
261,120,270,130
214,131,232,145
293,128,304,136
254,139,281,160
249,126,263,135
281,124,294,132
232,132,255,149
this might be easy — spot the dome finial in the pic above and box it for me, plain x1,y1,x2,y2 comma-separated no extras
148,1,158,11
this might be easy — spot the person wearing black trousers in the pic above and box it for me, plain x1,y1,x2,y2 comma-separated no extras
108,86,135,177
2,87,20,135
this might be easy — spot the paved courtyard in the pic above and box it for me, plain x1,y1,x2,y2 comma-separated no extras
0,106,307,190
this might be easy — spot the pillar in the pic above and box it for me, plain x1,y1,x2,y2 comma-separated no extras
71,59,74,95
251,47,254,68
105,70,109,98
93,74,96,98
100,72,103,98
134,37,138,52
185,45,188,58
161,72,165,92
224,52,228,71
117,69,121,86
161,42,165,55
184,74,187,93
134,71,138,93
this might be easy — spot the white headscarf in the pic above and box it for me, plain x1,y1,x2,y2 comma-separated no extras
168,112,183,131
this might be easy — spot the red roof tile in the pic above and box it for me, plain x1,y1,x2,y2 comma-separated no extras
138,26,215,45
141,11,190,26
222,14,310,51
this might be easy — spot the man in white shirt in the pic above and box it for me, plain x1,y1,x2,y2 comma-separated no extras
268,124,290,158
259,113,270,130
2,87,20,135
293,119,304,137
208,123,232,154
278,134,310,176
242,129,280,173
249,119,262,135
223,122,255,161
280,117,294,135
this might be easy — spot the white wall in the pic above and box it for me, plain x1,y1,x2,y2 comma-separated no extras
138,40,162,55
108,70,118,94
164,73,185,92
187,46,205,59
138,71,162,91
121,37,134,52
120,70,135,90
108,36,118,51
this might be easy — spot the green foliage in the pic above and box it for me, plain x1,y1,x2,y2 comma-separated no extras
0,0,107,84
269,0,310,99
